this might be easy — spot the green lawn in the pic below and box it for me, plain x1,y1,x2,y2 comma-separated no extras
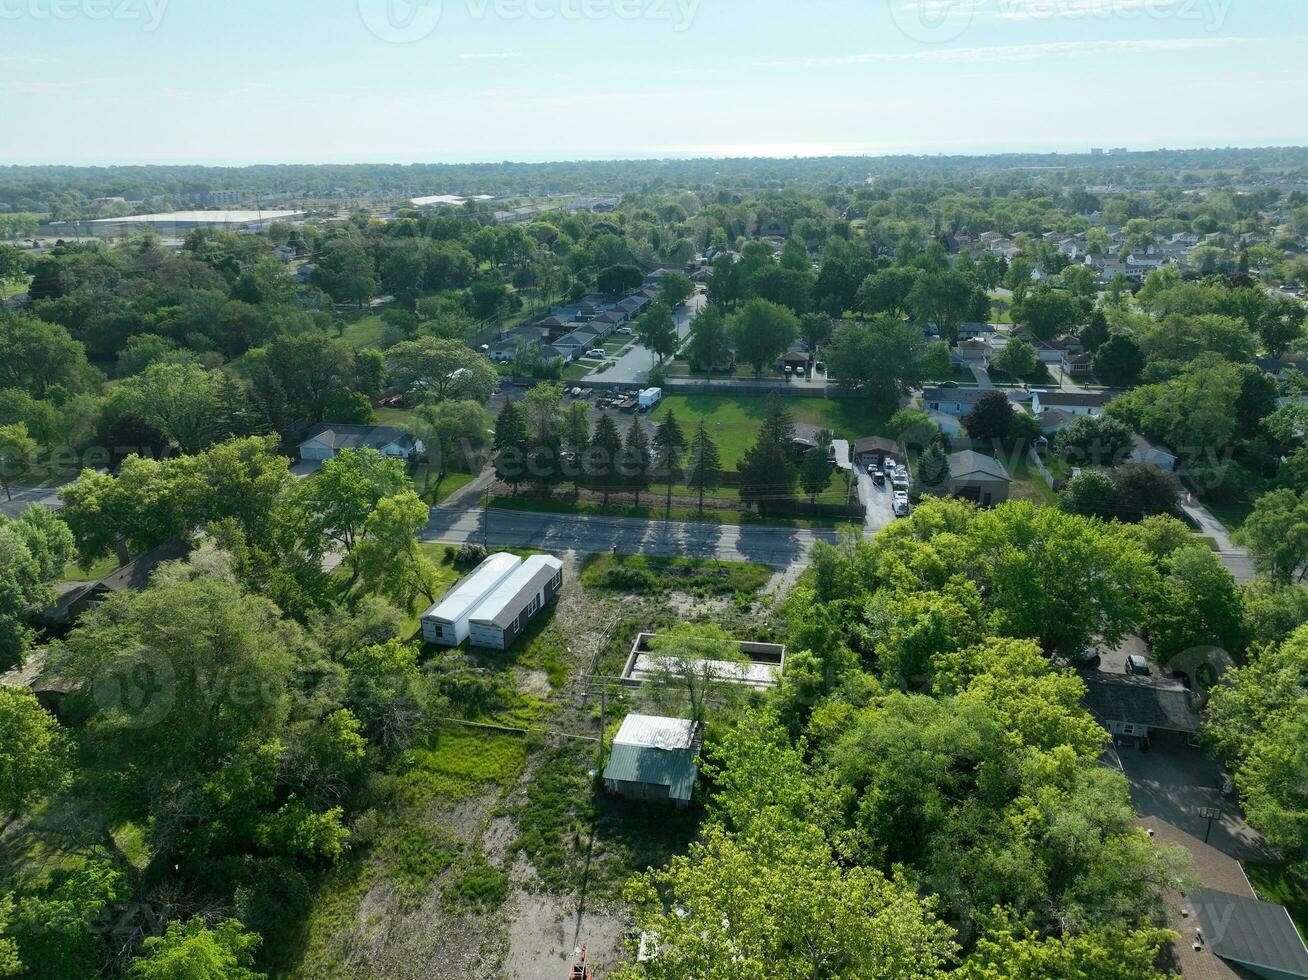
337,313,390,350
649,394,892,468
580,553,773,598
425,470,479,504
1,275,32,298
1006,451,1060,506
1202,497,1254,534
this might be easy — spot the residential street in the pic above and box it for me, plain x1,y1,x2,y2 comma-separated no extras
587,292,705,385
420,504,847,568
0,484,66,520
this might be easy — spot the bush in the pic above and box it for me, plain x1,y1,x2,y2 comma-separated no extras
454,542,489,568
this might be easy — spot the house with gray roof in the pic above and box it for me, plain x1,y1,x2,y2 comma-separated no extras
947,451,1012,507
299,424,422,462
602,714,700,807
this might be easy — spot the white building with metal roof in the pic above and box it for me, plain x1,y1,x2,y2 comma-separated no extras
467,555,564,650
420,553,523,647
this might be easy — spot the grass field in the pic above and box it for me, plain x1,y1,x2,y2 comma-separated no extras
649,394,892,468
580,553,773,599
337,313,390,350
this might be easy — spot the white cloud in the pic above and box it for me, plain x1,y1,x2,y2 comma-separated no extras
766,35,1272,69
459,52,523,60
902,0,1202,19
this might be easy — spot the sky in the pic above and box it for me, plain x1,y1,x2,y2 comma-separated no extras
0,0,1305,166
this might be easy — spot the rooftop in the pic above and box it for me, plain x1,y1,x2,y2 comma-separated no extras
1081,673,1200,734
1192,887,1308,980
947,451,1012,483
301,423,417,452
469,555,563,630
88,210,305,225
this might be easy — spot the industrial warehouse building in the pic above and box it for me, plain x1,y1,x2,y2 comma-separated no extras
603,714,700,807
466,555,564,651
420,553,523,647
85,210,307,237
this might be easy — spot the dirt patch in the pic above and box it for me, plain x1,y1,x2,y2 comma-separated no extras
483,815,516,867
517,668,552,699
501,890,627,980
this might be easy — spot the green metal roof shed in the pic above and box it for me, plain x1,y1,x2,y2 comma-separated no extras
603,715,699,807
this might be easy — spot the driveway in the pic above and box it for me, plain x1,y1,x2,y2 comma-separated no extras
420,505,842,569
0,483,67,519
1179,496,1254,583
854,467,896,534
588,293,705,385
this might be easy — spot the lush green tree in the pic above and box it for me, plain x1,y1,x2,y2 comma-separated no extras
109,361,226,454
963,390,1018,444
645,624,751,727
908,269,984,345
759,391,796,450
800,445,833,503
1235,488,1308,583
1110,462,1178,522
0,424,36,503
825,316,929,409
1060,469,1119,521
0,313,97,398
685,420,722,513
128,918,264,980
1013,288,1083,342
0,509,73,667
729,299,798,377
5,862,124,978
657,272,695,308
958,912,1176,980
597,264,642,295
707,253,746,311
857,267,920,318
992,338,1038,378
292,449,410,579
383,338,496,404
749,265,814,314
1145,545,1247,664
415,398,493,493
636,302,679,364
0,687,69,818
738,436,797,511
354,491,442,610
685,306,731,379
622,818,956,980
1241,578,1308,649
560,401,591,492
312,239,377,308
1053,415,1136,468
915,443,950,497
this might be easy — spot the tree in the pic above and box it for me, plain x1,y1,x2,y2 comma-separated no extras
707,253,746,311
312,239,377,308
110,361,225,454
342,640,437,756
857,267,920,318
749,265,814,314
354,491,443,610
0,510,72,668
738,436,797,512
798,313,832,368
958,913,1175,980
657,272,694,308
465,280,508,322
294,449,410,581
0,687,68,818
686,306,731,379
1145,545,1247,664
415,398,493,494
963,390,1018,444
1237,489,1308,584
1053,415,1136,469
128,918,264,980
759,391,796,450
1110,462,1178,522
645,624,752,727
597,264,642,296
825,316,929,410
1013,288,1082,342
0,424,36,503
729,299,798,377
586,413,624,506
0,313,97,398
915,444,950,497
1060,469,1119,521
636,302,679,364
620,417,653,505
991,338,1038,379
492,401,531,494
800,445,833,503
560,402,591,492
908,269,984,345
383,338,497,404
652,411,686,517
685,420,722,513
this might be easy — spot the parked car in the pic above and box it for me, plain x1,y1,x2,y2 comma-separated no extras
882,459,896,475
795,365,805,378
1126,654,1151,677
784,365,793,377
939,380,960,389
586,348,606,358
893,492,911,517
873,471,886,486
1070,648,1102,671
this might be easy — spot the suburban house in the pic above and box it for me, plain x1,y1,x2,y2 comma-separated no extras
1080,672,1199,744
947,451,1012,507
1189,888,1308,980
602,714,701,808
1131,434,1181,472
952,338,997,367
1036,408,1080,435
922,387,1018,417
298,424,422,462
1030,391,1114,417
1063,351,1096,377
467,555,564,651
53,539,193,624
420,553,523,647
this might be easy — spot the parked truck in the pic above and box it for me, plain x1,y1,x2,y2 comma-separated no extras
638,387,663,412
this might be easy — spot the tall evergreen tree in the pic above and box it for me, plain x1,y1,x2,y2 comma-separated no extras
492,401,530,495
759,391,796,450
587,413,623,507
653,411,687,518
686,420,722,513
621,417,653,507
739,437,797,512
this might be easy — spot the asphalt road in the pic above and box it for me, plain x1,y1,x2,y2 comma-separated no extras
0,484,66,520
420,505,847,568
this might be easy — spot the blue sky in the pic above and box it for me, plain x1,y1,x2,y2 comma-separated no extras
1,0,1304,165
